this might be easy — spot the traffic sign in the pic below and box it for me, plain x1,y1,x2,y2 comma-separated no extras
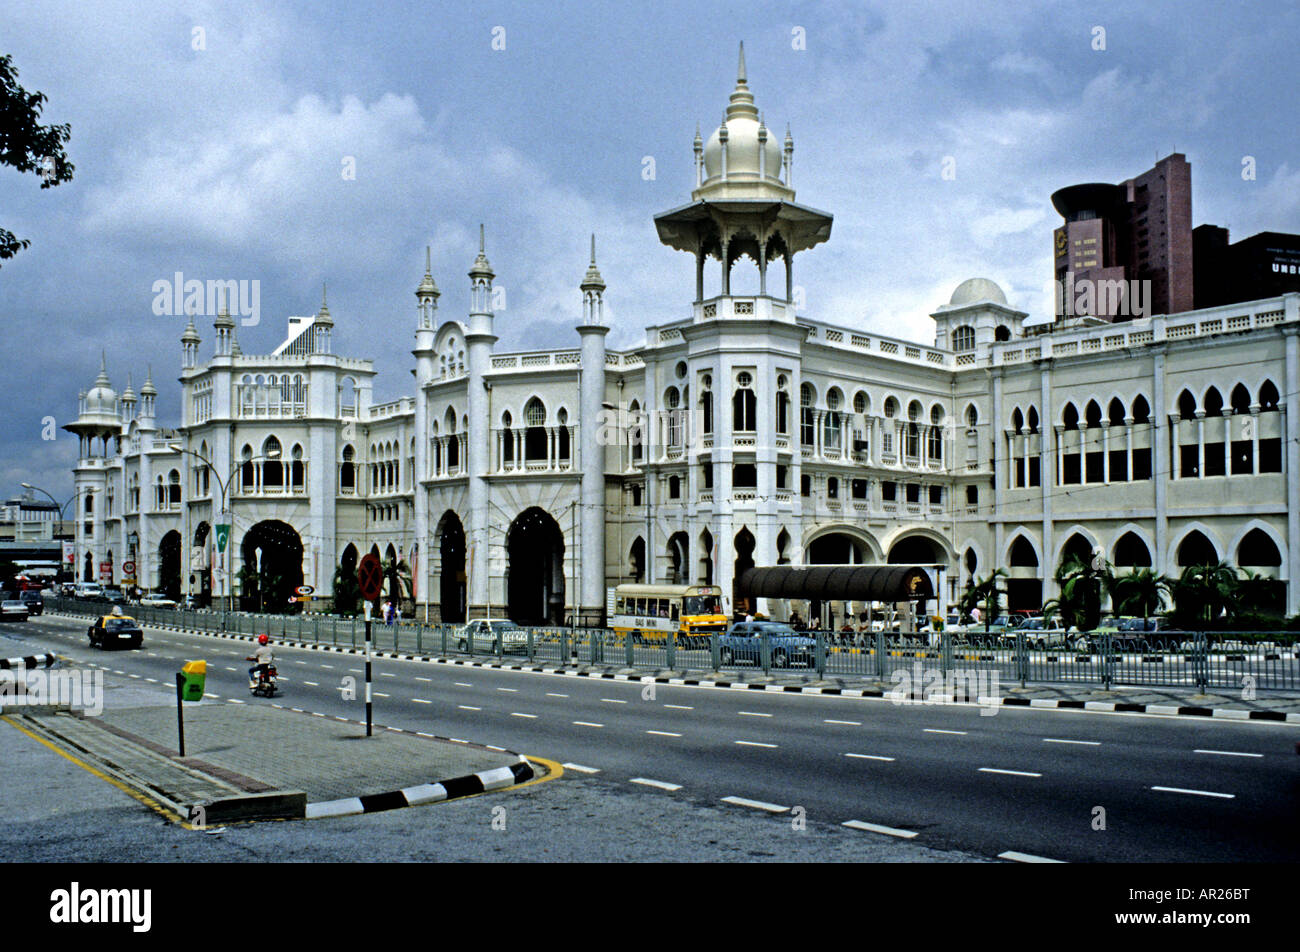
358,553,383,601
295,584,315,596
123,561,137,575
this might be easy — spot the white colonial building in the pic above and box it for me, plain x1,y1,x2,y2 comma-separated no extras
68,50,1300,622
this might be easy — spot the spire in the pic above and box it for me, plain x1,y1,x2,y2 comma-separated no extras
121,372,136,403
214,288,234,328
181,314,200,343
140,365,157,397
726,41,758,122
416,245,440,298
316,280,333,327
581,233,605,293
469,223,494,280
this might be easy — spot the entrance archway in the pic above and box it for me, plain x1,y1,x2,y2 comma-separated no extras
240,520,304,613
733,527,756,615
667,532,689,584
436,511,466,623
507,507,565,625
158,530,182,600
806,532,866,564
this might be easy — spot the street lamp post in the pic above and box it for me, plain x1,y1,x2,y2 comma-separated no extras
167,443,280,612
21,483,95,582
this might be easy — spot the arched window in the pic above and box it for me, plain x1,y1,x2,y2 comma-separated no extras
629,400,643,462
1108,398,1126,426
1085,400,1102,428
774,375,788,434
1062,403,1079,431
240,444,255,490
1177,389,1197,420
952,325,976,352
823,388,842,450
733,374,756,432
928,406,944,461
557,407,570,461
1203,387,1223,417
1230,384,1251,415
1027,406,1039,434
262,436,283,488
524,397,548,461
501,410,514,465
1259,380,1279,411
1132,395,1150,425
995,324,1011,341
702,379,715,435
666,388,682,445
291,444,304,490
168,469,181,506
965,404,978,428
1012,408,1024,432
800,384,815,446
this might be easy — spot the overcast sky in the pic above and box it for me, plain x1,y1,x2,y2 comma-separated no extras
3,0,1297,503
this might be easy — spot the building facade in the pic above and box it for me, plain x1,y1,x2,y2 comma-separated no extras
67,53,1300,621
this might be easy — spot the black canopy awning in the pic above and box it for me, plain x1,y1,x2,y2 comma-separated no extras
738,565,934,602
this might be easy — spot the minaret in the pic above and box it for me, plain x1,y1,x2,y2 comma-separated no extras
693,124,703,188
214,293,234,357
412,247,440,617
120,373,137,424
783,124,794,188
139,366,157,424
313,283,333,354
577,235,610,626
465,225,497,616
181,316,200,369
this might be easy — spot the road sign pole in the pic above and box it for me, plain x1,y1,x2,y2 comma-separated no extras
363,602,373,736
175,673,186,757
356,553,384,738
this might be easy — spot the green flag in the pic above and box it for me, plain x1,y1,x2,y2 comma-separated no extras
215,524,231,553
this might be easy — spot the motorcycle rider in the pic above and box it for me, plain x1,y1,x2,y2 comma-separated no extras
246,634,274,689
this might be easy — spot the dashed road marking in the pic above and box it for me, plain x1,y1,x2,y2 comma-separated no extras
415,677,431,682
721,796,787,813
998,851,1065,864
547,693,569,698
1044,738,1101,746
1150,786,1235,799
303,681,319,687
846,753,895,761
925,729,967,735
573,721,604,728
1194,749,1262,758
374,692,391,698
455,682,473,687
601,698,627,704
663,704,693,710
563,763,600,773
458,705,481,711
734,740,777,748
412,698,431,704
630,778,682,792
825,719,861,726
738,711,772,718
510,712,538,719
497,687,518,693
843,820,917,839
646,730,682,737
979,768,1042,777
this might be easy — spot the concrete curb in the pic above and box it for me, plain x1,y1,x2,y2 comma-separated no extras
51,613,1300,725
0,653,58,670
304,758,535,819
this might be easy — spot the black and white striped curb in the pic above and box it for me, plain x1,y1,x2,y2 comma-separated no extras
304,759,535,819
52,614,1300,724
0,654,57,670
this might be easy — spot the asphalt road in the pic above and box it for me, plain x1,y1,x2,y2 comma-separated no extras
8,613,1300,862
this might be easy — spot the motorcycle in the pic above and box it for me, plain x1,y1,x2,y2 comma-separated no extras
250,664,279,698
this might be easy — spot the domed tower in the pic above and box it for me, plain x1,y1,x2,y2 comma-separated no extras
139,366,158,424
655,42,831,310
120,373,137,424
930,277,1028,357
313,283,333,354
181,316,201,369
64,354,121,459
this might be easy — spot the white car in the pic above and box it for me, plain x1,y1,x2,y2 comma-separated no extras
139,593,178,609
457,619,529,654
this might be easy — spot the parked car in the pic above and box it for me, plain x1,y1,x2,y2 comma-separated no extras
139,593,178,610
18,590,44,616
1001,615,1067,647
0,600,30,622
457,619,528,654
74,583,103,600
98,587,128,606
87,614,144,650
719,621,816,668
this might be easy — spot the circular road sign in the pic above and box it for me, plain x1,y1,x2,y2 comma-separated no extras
295,584,315,596
357,554,384,602
123,561,137,575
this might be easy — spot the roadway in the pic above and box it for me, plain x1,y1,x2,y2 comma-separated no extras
8,613,1300,862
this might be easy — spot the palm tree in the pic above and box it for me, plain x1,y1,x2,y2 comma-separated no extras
1172,562,1238,629
1107,568,1170,622
383,558,413,614
1235,569,1284,619
1049,552,1110,631
332,565,360,616
961,569,1007,633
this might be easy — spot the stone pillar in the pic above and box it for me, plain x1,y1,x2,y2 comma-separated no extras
577,323,610,627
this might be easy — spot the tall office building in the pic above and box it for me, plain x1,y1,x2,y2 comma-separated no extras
1194,226,1300,308
1052,153,1193,322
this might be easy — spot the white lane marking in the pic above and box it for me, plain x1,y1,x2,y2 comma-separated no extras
303,681,319,687
348,669,361,674
227,698,245,704
112,670,124,675
1150,786,1235,799
999,851,1065,864
415,677,431,682
455,682,473,687
738,711,772,718
319,664,333,669
846,753,895,762
1194,749,1263,758
374,692,391,698
380,672,396,678
412,698,431,704
335,716,348,721
646,730,682,737
573,721,604,728
825,719,861,726
721,796,788,813
843,820,917,839
510,712,538,719
1044,738,1101,746
925,729,967,735
630,778,682,792
203,693,220,699
294,661,308,665
601,698,627,704
458,705,481,711
979,768,1043,777
563,763,600,774
663,704,693,710
223,667,237,672
416,731,433,737
735,740,777,748
547,692,569,698
128,674,140,679
144,677,158,683
497,687,517,693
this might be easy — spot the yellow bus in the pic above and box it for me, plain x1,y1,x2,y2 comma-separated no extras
611,584,727,647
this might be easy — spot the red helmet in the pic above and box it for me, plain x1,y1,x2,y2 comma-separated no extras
258,634,269,645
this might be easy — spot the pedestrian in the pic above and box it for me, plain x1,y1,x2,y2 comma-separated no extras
383,599,394,626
